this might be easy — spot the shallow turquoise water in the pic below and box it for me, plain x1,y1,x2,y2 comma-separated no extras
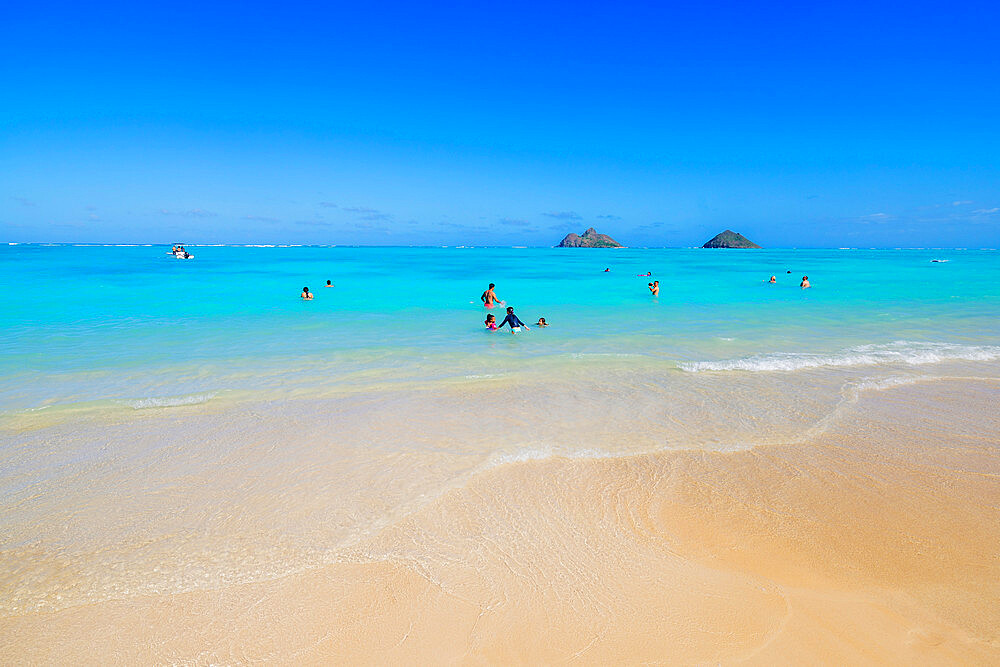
1,244,998,415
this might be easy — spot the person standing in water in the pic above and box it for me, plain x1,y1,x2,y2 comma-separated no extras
481,283,502,309
768,276,776,283
301,286,313,300
800,276,811,289
497,306,529,332
325,280,334,287
648,280,659,296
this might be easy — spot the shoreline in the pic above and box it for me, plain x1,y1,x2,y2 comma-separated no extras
2,377,998,663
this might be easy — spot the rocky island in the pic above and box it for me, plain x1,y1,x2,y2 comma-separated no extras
702,230,761,248
556,227,623,248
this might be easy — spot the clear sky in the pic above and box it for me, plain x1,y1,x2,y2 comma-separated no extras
2,0,998,247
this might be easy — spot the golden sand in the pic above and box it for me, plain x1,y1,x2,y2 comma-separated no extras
2,378,998,664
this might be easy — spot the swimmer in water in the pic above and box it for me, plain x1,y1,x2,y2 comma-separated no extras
536,317,548,327
485,313,497,330
800,276,811,289
648,280,659,296
481,283,502,309
604,268,610,272
768,276,776,283
498,306,529,333
325,280,334,287
301,286,313,300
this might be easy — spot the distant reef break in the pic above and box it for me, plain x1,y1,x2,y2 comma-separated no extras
702,230,762,248
557,227,623,248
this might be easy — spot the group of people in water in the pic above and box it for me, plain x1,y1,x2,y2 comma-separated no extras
301,270,810,332
300,280,335,300
170,245,192,259
480,268,812,333
480,283,548,333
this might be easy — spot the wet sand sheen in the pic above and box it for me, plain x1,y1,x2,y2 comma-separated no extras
2,379,999,664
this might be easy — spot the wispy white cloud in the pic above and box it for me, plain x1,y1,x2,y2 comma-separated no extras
499,217,530,226
342,205,392,221
542,211,582,220
859,212,894,224
952,200,973,206
596,213,622,220
972,207,998,214
161,208,217,218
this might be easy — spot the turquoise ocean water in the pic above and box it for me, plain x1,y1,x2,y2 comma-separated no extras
2,244,999,420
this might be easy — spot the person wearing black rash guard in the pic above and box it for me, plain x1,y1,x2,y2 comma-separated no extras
498,306,529,333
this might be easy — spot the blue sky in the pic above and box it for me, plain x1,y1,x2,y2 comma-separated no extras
2,1,998,246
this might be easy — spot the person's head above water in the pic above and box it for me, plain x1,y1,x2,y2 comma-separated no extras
326,280,331,285
302,286,309,292
506,306,514,313
489,283,495,289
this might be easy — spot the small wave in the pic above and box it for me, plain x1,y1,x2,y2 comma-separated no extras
483,445,626,470
680,341,1000,373
570,353,643,359
117,393,216,409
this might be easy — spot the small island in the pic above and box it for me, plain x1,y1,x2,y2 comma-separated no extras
556,227,623,248
702,230,761,249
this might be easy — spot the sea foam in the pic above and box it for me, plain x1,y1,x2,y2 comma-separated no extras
680,341,1000,372
117,393,217,409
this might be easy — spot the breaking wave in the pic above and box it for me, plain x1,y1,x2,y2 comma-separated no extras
680,341,1000,372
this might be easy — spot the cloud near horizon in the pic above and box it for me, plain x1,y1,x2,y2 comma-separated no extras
161,208,217,218
542,211,582,220
342,206,392,221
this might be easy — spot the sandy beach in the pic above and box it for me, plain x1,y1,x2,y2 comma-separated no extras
3,376,997,664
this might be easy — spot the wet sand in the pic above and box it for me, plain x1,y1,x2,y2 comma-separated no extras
2,378,999,664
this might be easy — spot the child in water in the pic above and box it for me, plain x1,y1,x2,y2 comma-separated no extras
498,306,529,333
485,314,497,330
536,317,548,327
301,286,313,300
